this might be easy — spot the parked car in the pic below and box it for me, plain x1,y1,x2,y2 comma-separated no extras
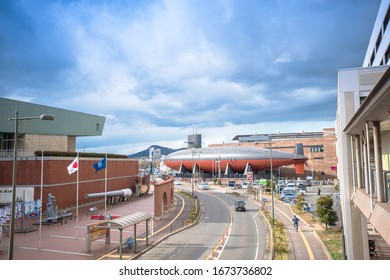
235,200,246,211
297,183,306,194
228,181,236,188
283,183,299,194
304,180,312,187
279,192,298,201
242,182,249,189
285,182,295,188
198,182,210,190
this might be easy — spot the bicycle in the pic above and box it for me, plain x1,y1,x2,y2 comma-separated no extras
369,239,377,260
292,215,299,231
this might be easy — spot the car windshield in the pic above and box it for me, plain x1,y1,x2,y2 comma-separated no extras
236,200,245,206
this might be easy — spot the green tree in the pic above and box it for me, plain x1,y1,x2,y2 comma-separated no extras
316,196,338,230
295,193,305,212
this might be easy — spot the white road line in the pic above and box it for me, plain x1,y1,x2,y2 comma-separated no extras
252,212,260,260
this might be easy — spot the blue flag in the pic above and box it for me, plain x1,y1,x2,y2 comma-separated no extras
93,157,106,173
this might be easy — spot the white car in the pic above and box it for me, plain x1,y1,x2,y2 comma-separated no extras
198,182,210,190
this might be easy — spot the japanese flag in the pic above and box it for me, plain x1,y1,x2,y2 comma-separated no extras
67,156,79,175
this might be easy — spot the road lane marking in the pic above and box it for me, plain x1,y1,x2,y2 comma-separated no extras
251,212,260,260
205,193,233,260
275,206,315,260
138,193,186,241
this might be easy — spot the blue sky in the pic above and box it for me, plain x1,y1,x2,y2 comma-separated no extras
0,0,382,154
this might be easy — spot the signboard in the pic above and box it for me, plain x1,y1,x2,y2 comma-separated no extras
247,172,253,181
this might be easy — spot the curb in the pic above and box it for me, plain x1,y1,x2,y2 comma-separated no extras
130,195,204,260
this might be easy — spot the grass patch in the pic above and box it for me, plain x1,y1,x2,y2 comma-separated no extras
178,190,200,224
317,229,344,260
265,211,289,260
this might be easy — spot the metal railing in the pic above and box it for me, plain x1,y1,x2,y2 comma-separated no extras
0,149,34,158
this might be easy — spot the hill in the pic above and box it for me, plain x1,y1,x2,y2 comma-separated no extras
128,145,185,158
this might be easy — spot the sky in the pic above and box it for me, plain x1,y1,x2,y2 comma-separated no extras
0,0,382,155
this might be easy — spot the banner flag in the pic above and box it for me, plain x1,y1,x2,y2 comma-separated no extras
93,157,106,173
67,156,79,175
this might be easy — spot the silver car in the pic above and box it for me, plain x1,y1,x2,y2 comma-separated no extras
198,182,210,190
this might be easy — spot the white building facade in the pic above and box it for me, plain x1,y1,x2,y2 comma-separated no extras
337,0,390,259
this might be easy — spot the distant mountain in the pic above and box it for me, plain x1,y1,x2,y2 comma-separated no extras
128,145,185,158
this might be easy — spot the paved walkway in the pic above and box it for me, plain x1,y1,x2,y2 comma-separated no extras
0,188,194,260
1,183,336,260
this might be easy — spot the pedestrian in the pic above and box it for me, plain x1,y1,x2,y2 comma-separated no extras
318,188,321,196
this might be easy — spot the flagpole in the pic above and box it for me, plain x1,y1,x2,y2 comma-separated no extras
104,154,107,218
76,152,79,239
39,151,44,249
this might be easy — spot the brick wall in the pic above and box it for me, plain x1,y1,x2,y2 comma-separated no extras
209,128,337,180
0,157,139,210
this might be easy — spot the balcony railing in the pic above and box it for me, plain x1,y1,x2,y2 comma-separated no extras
0,149,34,158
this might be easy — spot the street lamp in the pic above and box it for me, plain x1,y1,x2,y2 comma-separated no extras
191,149,195,196
8,109,54,260
266,135,275,259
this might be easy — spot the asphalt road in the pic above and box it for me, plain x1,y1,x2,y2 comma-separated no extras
138,186,269,260
216,193,268,260
138,190,231,260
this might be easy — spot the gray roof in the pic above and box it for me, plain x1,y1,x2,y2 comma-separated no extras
0,97,105,136
96,212,153,230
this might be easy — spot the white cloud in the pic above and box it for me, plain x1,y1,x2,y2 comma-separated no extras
273,53,292,64
0,0,380,155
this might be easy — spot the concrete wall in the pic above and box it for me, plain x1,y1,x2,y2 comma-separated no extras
25,134,73,154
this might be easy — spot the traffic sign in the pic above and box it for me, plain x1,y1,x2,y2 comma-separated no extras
247,172,253,181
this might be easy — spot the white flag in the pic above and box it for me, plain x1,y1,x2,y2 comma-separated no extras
67,156,79,175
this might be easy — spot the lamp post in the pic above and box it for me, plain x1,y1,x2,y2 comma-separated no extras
8,109,54,260
266,135,275,259
191,149,195,197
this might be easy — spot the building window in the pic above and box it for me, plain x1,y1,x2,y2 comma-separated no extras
310,145,324,153
385,44,390,65
370,50,375,66
375,31,382,51
96,123,100,131
384,5,390,32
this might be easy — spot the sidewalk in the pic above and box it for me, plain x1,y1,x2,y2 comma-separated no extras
237,186,332,260
0,189,194,260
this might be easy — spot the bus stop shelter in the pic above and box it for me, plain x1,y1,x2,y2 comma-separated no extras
94,211,153,260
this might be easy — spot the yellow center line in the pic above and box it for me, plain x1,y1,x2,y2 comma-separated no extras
138,193,186,241
275,205,315,260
